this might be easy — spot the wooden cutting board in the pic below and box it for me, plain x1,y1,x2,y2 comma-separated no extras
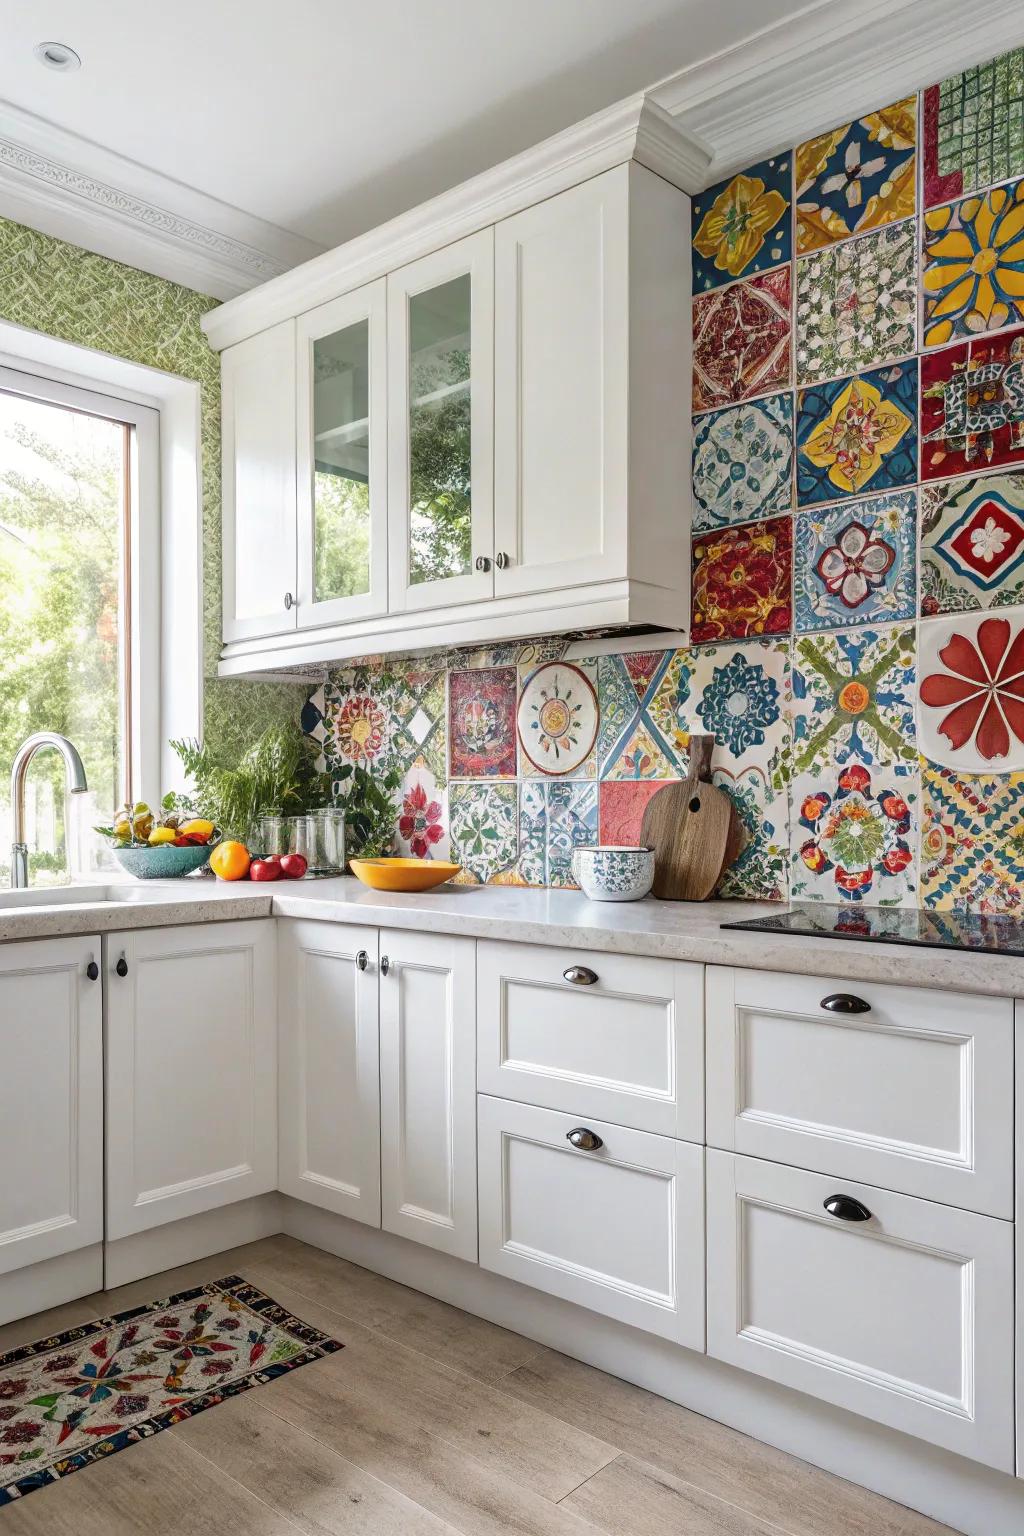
640,735,745,901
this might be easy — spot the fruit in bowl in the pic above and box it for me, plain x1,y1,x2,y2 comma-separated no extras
96,804,221,879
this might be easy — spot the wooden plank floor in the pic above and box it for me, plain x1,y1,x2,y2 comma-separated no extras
0,1236,961,1536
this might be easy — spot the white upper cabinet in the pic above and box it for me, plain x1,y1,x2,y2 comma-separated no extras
494,164,686,600
209,100,695,672
387,230,495,613
296,280,389,628
221,320,297,643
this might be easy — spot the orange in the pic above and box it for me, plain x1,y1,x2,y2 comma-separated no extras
209,840,251,881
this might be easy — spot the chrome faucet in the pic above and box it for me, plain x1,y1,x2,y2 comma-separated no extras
10,732,88,888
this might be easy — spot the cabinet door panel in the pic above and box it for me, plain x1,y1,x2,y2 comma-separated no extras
494,168,628,596
387,232,494,613
707,1150,1014,1471
222,321,298,643
706,967,1012,1215
296,281,388,627
278,920,380,1225
379,930,476,1259
478,1096,704,1345
105,921,277,1239
0,938,102,1273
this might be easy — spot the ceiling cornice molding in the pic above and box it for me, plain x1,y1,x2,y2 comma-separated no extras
651,0,1024,182
0,100,323,299
202,94,712,349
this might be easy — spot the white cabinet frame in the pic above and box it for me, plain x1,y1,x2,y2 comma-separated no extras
386,229,495,613
296,280,389,628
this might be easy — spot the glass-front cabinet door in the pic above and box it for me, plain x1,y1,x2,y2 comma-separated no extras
295,279,388,627
387,230,494,612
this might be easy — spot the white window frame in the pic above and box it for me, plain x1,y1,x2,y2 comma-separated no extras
0,321,204,817
0,365,161,805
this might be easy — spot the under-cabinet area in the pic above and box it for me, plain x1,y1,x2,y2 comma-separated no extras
2,902,1023,1535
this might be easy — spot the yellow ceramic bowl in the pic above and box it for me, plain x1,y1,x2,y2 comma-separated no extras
349,857,461,892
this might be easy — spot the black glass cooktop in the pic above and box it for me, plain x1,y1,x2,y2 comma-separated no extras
721,904,1024,955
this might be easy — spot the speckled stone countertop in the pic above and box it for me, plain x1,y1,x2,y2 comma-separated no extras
3,876,1022,997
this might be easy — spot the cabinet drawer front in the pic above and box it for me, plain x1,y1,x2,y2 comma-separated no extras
477,941,702,1137
706,1151,1014,1471
478,1095,704,1346
706,968,1012,1216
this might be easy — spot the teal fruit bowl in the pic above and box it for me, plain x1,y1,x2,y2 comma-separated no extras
113,838,219,880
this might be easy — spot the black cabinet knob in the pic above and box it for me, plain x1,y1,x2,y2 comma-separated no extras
823,1194,873,1222
356,949,368,971
820,992,870,1015
380,955,390,976
86,961,99,981
566,1127,603,1151
115,956,128,978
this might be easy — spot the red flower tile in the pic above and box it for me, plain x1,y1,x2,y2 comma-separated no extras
691,515,793,645
448,666,517,777
920,328,1024,481
598,781,668,846
692,266,792,414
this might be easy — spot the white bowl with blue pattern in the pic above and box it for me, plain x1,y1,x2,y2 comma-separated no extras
572,845,655,902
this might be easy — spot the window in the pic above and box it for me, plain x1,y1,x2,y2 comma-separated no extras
0,368,159,884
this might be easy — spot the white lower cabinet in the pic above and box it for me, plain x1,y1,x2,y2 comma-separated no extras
105,920,278,1240
706,1149,1014,1472
379,929,477,1261
0,937,103,1274
478,1094,705,1346
278,920,380,1226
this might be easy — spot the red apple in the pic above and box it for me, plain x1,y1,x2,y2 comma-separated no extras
249,858,281,882
279,853,308,879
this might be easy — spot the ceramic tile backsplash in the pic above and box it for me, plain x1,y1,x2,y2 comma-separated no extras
301,47,1024,912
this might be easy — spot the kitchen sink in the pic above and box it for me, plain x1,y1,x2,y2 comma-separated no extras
0,880,216,910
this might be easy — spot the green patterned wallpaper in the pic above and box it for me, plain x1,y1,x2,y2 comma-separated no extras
0,216,303,765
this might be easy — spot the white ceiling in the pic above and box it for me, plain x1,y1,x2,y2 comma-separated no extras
0,0,820,249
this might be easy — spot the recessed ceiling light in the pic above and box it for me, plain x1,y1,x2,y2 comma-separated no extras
34,41,81,72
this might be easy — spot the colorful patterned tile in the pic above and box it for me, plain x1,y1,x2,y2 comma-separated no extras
598,781,668,845
796,95,917,253
692,394,793,531
516,659,599,778
921,763,1024,910
920,328,1024,480
449,781,518,882
596,652,688,780
691,154,792,293
448,665,517,778
924,49,1024,209
796,361,918,505
385,666,447,779
921,472,1024,615
923,180,1024,347
517,780,547,886
691,516,793,645
517,780,598,887
714,766,790,901
683,642,789,776
322,682,391,777
795,221,917,385
692,266,792,414
395,761,449,861
789,761,918,906
622,651,666,701
790,625,917,775
794,490,917,633
546,781,599,887
918,611,1024,773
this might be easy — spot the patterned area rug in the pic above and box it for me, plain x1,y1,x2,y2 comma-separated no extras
0,1274,342,1507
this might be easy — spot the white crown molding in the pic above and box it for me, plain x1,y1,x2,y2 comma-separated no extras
202,95,712,350
650,0,1024,182
0,101,323,300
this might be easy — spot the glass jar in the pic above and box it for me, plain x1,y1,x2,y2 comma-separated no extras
307,807,346,875
260,814,288,857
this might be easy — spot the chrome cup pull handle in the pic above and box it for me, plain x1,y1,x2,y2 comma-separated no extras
563,965,598,986
567,1127,603,1151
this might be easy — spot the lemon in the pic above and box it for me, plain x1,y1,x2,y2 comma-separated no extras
148,826,177,846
